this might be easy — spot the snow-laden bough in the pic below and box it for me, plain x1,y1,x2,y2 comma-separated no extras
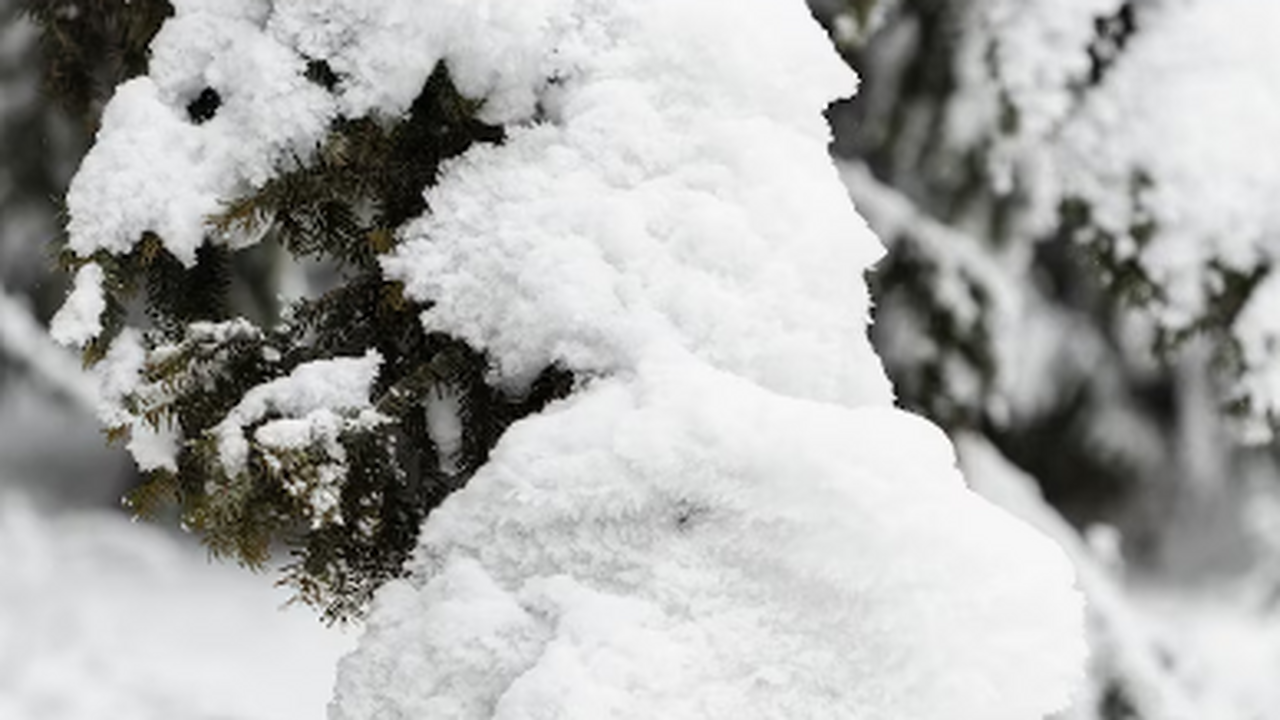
54,0,1086,717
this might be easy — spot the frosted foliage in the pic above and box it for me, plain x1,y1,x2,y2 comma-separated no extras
268,0,562,124
1235,275,1280,435
333,1,1084,718
1053,0,1280,321
57,0,590,312
1049,0,1280,425
213,349,382,475
949,0,1124,186
65,0,333,266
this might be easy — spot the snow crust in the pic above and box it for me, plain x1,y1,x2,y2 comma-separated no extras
383,0,891,405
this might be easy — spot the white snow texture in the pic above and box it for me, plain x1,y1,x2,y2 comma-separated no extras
60,0,1086,718
0,494,354,720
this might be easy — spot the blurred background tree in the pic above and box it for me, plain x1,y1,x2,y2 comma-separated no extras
0,0,132,506
815,1,1280,717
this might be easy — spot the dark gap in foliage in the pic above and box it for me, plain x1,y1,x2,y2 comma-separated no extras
1099,678,1141,720
305,59,340,92
1087,3,1137,87
22,0,174,127
186,87,221,124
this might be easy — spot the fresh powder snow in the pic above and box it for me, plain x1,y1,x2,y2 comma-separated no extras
54,0,1088,717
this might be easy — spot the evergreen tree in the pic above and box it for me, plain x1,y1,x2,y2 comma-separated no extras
45,0,1086,717
33,0,576,622
17,0,1280,717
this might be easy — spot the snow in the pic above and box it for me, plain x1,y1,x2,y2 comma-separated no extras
0,492,355,720
127,422,182,474
90,329,184,473
53,0,1089,716
948,0,1124,190
48,263,106,348
839,161,1026,416
255,410,351,527
335,365,1085,720
949,0,1280,428
213,349,383,475
0,285,99,409
956,435,1201,720
64,0,334,267
334,1,1083,717
383,0,891,407
268,0,561,124
1051,0,1280,321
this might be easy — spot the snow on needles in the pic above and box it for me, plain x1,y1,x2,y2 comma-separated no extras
213,348,383,476
57,0,1086,716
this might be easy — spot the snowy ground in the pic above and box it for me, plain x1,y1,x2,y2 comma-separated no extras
1129,587,1280,720
0,491,355,720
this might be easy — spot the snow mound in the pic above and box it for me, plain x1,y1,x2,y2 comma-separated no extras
334,363,1084,720
333,0,1084,718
